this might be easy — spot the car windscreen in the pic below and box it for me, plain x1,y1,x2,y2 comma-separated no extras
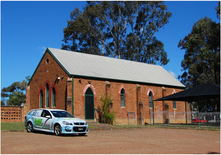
50,111,75,118
28,110,35,115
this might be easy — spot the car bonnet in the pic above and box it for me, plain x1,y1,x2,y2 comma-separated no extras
57,117,86,123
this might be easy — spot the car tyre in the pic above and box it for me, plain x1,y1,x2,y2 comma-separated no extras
54,124,61,136
27,122,33,133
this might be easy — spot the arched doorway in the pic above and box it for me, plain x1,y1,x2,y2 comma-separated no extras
85,87,94,119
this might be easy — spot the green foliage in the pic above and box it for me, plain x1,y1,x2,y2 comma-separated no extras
196,98,220,112
100,95,116,124
1,100,5,106
178,6,220,112
216,1,220,19
1,76,30,106
7,91,26,106
1,122,26,130
62,1,171,66
178,17,220,87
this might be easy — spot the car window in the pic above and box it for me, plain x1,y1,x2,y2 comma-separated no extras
33,110,41,116
32,110,38,116
41,110,52,118
51,111,75,118
28,110,34,115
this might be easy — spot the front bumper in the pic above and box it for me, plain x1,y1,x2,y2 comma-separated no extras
61,125,89,134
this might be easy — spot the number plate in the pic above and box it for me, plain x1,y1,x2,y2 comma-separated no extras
78,128,83,131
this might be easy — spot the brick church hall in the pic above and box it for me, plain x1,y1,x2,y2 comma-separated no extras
26,48,191,125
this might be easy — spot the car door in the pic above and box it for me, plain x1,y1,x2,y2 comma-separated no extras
41,110,53,130
33,110,43,129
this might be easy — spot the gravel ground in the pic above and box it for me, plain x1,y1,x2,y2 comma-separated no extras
1,128,220,154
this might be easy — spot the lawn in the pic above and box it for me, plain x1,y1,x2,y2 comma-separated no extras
1,122,26,131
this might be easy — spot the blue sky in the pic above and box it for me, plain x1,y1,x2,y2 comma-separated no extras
1,1,220,91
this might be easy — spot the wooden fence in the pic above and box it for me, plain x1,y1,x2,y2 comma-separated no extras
1,106,24,122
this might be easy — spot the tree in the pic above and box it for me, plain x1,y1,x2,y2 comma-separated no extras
178,17,220,87
216,1,220,19
178,2,220,112
62,1,171,65
1,100,5,106
1,76,30,106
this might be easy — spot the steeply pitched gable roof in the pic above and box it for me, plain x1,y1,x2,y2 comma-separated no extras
44,48,185,88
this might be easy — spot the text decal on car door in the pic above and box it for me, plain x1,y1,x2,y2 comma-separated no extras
34,118,42,126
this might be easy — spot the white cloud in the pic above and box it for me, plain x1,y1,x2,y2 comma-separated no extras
169,70,176,78
38,46,46,54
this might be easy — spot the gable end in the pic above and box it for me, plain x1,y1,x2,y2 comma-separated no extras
28,48,71,85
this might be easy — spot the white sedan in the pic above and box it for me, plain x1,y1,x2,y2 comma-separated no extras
25,109,88,136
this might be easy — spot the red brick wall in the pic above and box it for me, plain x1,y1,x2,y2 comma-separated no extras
1,106,24,122
27,51,189,125
28,52,69,110
72,77,188,124
25,86,30,115
73,78,105,120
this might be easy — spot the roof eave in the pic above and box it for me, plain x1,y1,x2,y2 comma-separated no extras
70,73,186,89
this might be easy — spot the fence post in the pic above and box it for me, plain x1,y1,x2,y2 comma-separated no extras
167,111,169,126
198,110,200,128
20,106,24,122
185,101,187,124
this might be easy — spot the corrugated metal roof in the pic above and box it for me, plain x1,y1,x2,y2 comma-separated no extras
48,48,185,88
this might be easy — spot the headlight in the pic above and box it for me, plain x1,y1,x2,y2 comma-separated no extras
62,121,72,125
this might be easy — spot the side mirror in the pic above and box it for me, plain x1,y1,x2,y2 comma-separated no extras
46,115,51,119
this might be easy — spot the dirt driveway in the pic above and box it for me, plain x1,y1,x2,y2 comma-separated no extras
1,128,220,154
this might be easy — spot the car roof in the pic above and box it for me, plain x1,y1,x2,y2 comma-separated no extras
30,109,65,111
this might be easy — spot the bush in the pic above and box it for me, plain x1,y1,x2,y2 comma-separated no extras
100,95,116,124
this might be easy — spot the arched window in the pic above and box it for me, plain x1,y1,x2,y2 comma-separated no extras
172,91,177,109
40,90,43,108
46,84,49,107
121,89,125,107
52,87,56,107
173,101,177,109
149,91,153,108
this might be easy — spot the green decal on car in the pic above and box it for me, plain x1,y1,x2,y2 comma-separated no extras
34,118,42,126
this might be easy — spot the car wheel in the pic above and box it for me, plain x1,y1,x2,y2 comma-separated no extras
27,122,33,133
54,124,61,136
79,133,86,136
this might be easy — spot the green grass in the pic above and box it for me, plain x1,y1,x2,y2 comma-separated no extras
114,124,147,128
1,122,26,131
88,126,99,129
